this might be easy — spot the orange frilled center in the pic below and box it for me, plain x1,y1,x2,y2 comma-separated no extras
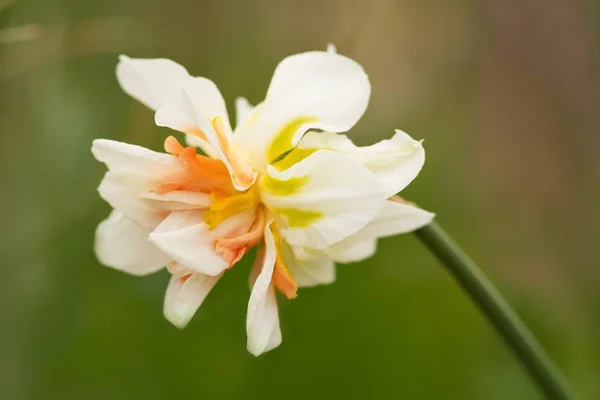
153,136,298,299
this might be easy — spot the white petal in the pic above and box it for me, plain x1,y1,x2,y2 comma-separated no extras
154,77,232,157
246,221,282,356
260,150,386,250
97,172,166,229
163,268,222,329
233,51,370,167
149,210,255,276
92,139,181,179
335,200,435,252
156,86,255,190
294,130,425,197
288,246,336,287
139,191,211,211
184,77,233,136
116,55,191,110
325,238,377,263
235,97,257,130
95,211,170,275
360,200,434,238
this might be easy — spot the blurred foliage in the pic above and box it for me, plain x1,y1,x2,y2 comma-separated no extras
1,0,599,399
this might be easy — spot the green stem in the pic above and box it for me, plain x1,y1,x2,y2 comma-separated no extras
414,221,576,400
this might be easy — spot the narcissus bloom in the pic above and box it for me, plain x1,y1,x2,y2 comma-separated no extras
93,48,434,356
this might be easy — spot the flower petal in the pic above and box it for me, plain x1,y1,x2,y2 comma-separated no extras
234,97,258,130
233,51,370,167
116,55,191,110
153,78,226,156
163,267,222,329
139,191,211,211
92,139,181,179
358,199,434,239
156,86,255,190
286,130,425,197
325,238,377,263
95,211,170,275
97,171,166,229
149,209,255,276
288,246,336,287
331,200,435,255
246,221,282,356
260,150,386,249
183,77,233,148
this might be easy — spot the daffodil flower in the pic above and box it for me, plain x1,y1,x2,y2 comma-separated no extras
93,49,432,356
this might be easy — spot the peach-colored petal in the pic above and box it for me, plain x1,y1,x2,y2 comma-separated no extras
271,227,298,299
214,207,266,266
154,136,236,196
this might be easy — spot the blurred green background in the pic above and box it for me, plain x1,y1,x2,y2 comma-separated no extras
1,0,599,399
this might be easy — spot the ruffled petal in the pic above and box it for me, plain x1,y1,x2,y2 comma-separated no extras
234,97,258,130
156,86,255,190
92,139,181,179
325,238,377,264
330,200,434,256
233,51,370,168
149,209,255,276
139,191,211,211
260,150,386,249
246,221,282,356
95,211,169,275
282,130,425,197
97,171,166,229
116,55,190,110
163,266,222,328
288,246,336,287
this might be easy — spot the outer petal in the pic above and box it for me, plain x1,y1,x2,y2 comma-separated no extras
260,150,386,250
149,209,255,276
326,238,377,263
93,139,210,227
233,51,370,168
154,78,229,156
156,86,255,190
246,221,282,356
288,130,425,197
139,191,211,211
330,200,435,254
97,171,166,229
288,246,336,287
182,77,233,149
116,55,191,110
92,139,181,179
235,97,257,130
164,267,222,329
95,211,170,275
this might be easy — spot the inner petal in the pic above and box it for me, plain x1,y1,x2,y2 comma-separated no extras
271,226,298,299
154,136,236,195
213,206,267,267
185,116,255,188
203,186,261,229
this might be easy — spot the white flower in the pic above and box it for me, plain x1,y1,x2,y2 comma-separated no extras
93,48,432,356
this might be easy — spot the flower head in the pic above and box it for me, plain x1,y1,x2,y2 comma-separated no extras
94,48,433,356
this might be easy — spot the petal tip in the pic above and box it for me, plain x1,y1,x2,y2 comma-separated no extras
164,311,190,329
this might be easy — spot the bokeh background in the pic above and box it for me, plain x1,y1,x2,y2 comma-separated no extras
1,0,599,399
